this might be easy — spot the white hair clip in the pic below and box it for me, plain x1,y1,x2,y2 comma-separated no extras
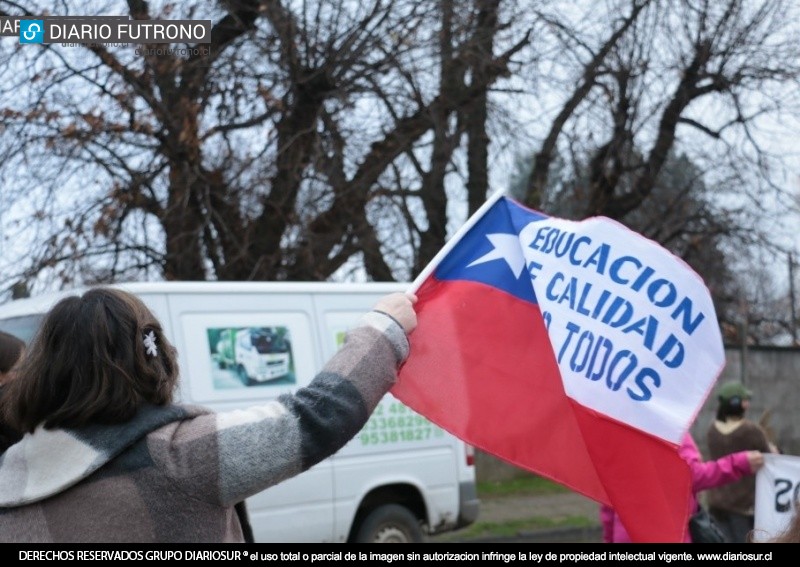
143,330,158,357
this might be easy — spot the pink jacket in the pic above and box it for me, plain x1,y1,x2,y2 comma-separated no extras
600,433,753,543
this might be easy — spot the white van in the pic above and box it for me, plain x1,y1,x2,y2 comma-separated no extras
0,281,479,543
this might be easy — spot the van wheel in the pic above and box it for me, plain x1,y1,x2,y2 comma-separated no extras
237,365,253,386
354,504,423,543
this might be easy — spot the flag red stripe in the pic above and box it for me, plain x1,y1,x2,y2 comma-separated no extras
571,401,692,542
394,277,608,502
395,275,693,542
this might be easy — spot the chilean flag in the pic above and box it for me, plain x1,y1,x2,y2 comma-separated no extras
392,192,725,542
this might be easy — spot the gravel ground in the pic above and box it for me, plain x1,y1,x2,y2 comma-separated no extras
479,491,599,525
429,491,603,543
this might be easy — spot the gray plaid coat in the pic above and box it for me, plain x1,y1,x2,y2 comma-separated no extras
0,311,408,542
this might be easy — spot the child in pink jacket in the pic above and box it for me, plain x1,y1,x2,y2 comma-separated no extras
600,433,764,543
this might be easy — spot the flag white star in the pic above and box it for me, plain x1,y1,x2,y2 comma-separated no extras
467,233,525,278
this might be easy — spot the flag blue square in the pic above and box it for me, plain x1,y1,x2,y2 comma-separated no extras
20,20,44,44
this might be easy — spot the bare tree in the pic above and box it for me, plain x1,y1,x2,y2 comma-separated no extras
0,0,523,290
1,1,799,348
511,0,800,343
524,1,800,217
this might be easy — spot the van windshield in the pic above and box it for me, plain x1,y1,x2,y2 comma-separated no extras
250,329,289,354
0,314,43,343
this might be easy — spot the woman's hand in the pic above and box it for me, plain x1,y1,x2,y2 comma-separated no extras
373,293,418,334
746,451,765,473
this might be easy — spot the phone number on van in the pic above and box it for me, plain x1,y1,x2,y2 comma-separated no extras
359,402,445,445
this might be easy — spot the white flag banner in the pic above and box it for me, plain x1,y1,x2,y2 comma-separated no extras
753,453,800,542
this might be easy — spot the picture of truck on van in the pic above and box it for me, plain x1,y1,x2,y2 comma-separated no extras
208,326,295,387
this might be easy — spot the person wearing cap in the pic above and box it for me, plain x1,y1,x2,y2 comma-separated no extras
706,380,776,543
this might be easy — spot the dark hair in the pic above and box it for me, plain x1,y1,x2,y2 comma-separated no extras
2,287,179,433
716,396,746,421
0,331,25,375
